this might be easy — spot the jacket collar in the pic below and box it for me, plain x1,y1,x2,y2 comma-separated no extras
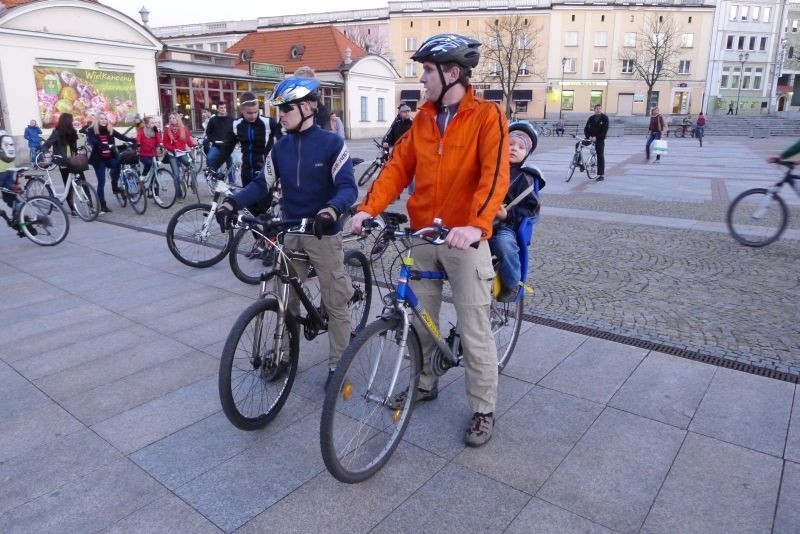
420,85,478,117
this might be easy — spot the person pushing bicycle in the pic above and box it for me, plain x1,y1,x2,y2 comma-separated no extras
216,76,358,391
348,33,510,447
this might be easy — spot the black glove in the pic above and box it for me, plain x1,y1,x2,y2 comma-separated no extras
313,206,339,239
215,198,237,231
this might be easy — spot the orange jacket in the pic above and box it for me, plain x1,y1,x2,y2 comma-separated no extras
359,87,509,237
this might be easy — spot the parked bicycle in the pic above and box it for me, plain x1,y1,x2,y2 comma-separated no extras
565,134,597,182
167,149,201,203
218,214,373,430
115,147,147,214
189,137,205,174
319,217,523,483
24,153,99,221
1,167,69,246
726,160,800,247
357,139,390,187
165,169,240,268
532,121,552,137
133,146,178,209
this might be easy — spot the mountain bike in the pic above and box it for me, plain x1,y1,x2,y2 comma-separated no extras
726,160,800,247
218,214,372,430
1,168,69,246
166,169,239,268
565,135,597,182
23,156,99,221
357,139,389,187
319,217,524,483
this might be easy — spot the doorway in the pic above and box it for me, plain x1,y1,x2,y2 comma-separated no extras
672,91,689,114
617,93,633,116
778,96,786,111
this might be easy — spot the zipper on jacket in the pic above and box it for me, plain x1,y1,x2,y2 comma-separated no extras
248,124,254,173
296,136,302,187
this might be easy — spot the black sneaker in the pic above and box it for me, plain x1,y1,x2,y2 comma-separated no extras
387,383,438,409
595,175,605,182
464,412,494,447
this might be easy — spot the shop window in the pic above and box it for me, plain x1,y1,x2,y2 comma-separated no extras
590,91,603,108
515,101,528,113
175,77,189,87
561,90,574,110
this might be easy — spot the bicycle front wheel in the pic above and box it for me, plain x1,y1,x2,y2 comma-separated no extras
491,295,524,371
152,168,177,209
320,316,422,483
565,153,578,182
229,227,274,285
34,151,56,171
19,196,69,246
219,298,300,430
23,177,53,198
72,181,99,221
166,203,232,267
726,188,788,247
358,161,381,187
344,249,372,335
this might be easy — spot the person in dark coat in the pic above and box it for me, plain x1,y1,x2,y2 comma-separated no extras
584,104,609,181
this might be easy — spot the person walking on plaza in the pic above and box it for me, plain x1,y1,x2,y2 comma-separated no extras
208,92,282,189
330,112,345,138
86,112,133,213
215,76,357,391
727,102,734,115
42,113,90,215
23,120,42,164
348,33,510,447
695,112,706,147
646,106,666,162
584,104,608,181
382,104,413,148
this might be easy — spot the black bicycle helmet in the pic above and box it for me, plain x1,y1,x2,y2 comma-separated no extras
410,34,482,68
509,121,538,156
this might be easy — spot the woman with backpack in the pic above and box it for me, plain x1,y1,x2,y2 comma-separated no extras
695,112,706,147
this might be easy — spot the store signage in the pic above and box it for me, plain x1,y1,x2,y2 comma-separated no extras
249,62,285,79
633,92,645,102
34,67,138,128
559,81,608,87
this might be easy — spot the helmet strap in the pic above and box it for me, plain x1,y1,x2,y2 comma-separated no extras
434,64,461,109
286,101,316,133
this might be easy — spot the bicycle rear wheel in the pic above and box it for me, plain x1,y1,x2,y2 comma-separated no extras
491,295,524,371
72,181,99,221
23,177,53,198
219,298,299,430
585,153,598,180
358,161,381,187
320,316,421,483
229,227,275,285
166,203,233,267
344,249,372,335
19,196,69,246
726,188,788,247
152,168,177,208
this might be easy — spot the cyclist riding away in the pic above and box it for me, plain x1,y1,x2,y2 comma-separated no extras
216,76,358,391
348,33,510,447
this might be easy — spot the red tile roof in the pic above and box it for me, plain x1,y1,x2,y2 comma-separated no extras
227,26,367,74
2,0,97,7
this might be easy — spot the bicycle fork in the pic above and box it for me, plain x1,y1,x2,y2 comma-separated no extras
363,308,413,409
753,188,780,219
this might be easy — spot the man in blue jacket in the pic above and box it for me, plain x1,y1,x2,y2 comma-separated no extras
216,76,358,389
23,120,42,164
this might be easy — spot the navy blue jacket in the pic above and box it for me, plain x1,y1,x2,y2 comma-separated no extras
232,125,357,235
499,163,545,230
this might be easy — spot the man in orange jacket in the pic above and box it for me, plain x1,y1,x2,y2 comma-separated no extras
348,34,510,447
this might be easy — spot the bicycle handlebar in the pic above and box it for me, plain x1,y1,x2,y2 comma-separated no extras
238,214,312,234
362,215,479,249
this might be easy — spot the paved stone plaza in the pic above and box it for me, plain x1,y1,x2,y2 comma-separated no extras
0,135,798,532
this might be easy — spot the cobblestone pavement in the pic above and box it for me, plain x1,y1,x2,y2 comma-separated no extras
71,134,800,375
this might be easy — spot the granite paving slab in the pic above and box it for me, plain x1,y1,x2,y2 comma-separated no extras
0,360,50,423
688,367,794,457
103,492,222,534
608,352,717,429
501,323,587,384
505,497,615,533
773,460,800,534
785,387,800,463
0,404,83,463
538,407,685,533
455,386,603,495
641,432,783,534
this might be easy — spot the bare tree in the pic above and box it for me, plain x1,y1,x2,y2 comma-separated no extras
618,12,681,114
342,26,390,59
477,16,543,119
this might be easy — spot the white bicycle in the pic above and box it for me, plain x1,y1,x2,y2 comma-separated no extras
23,156,99,221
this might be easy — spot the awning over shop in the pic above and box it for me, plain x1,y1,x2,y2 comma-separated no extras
400,89,421,100
512,90,533,102
777,84,794,94
483,89,503,102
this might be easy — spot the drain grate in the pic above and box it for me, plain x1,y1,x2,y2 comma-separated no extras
522,313,800,385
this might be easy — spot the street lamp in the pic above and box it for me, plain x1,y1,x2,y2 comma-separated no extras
559,57,567,120
139,6,150,26
735,51,749,115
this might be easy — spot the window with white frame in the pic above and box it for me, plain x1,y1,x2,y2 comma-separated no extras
793,20,799,32
405,37,417,51
738,36,745,50
595,31,608,47
519,62,530,75
682,33,694,48
742,67,752,89
753,67,763,89
562,57,576,72
490,36,500,49
721,67,730,88
750,36,757,50
621,59,635,73
678,60,691,74
752,6,760,21
565,31,578,46
360,96,368,121
405,63,416,77
763,7,771,22
650,60,663,74
519,35,532,49
731,67,741,89
489,61,501,76
592,58,605,73
740,6,749,21
726,35,735,49
760,37,767,50
729,5,738,21
624,32,636,47
378,97,385,121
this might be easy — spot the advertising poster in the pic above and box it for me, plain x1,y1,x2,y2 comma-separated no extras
33,67,138,128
